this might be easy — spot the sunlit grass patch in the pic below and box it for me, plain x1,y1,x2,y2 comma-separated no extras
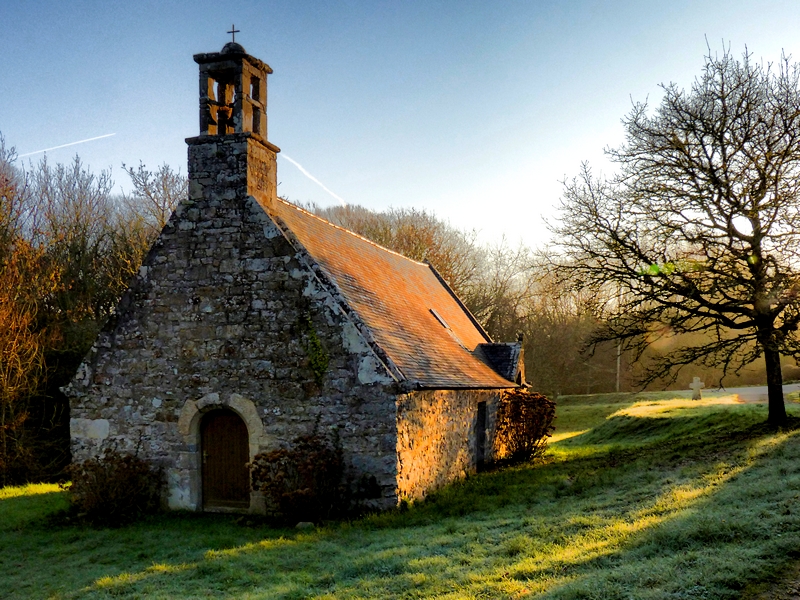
611,395,743,419
94,562,194,592
203,534,298,560
552,391,643,440
549,430,588,443
0,482,67,532
147,562,191,574
95,570,151,589
0,482,61,499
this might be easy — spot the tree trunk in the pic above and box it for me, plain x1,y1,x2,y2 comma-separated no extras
764,347,787,427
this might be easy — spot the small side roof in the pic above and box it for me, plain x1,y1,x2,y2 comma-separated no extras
271,200,516,389
476,343,523,382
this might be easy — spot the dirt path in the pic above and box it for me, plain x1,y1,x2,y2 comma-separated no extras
696,383,800,403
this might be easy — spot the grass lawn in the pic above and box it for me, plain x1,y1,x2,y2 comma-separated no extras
4,393,800,599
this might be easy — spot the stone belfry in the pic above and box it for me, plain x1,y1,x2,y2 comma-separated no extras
186,40,280,211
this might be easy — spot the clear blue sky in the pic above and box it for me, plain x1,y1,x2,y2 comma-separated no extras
3,1,800,245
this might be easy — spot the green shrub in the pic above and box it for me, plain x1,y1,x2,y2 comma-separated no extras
250,434,345,523
65,449,162,527
494,389,556,464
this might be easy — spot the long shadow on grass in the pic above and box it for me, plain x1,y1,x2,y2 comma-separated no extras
532,428,800,599
11,406,800,599
0,490,68,532
0,511,298,600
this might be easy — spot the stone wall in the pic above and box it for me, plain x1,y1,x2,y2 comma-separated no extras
395,389,500,501
66,136,400,512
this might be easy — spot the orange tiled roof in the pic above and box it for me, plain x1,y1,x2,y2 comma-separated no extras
271,200,515,389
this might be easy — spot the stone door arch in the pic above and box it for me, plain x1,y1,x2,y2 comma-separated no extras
174,393,270,512
201,408,250,509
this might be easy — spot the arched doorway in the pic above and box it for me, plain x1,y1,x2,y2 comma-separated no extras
201,409,250,509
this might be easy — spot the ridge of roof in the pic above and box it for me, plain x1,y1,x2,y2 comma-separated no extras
275,198,428,266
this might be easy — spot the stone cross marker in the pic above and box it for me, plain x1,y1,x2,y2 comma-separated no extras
689,376,705,400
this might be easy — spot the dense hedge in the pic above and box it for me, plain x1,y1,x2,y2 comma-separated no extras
495,389,556,465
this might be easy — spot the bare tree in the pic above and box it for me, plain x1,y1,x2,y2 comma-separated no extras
521,273,620,396
123,162,187,232
552,48,800,426
0,136,185,481
0,134,28,258
27,156,123,336
464,239,536,341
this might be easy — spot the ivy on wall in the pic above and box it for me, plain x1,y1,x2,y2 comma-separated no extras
302,313,329,386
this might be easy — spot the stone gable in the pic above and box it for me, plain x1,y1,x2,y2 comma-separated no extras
67,140,400,510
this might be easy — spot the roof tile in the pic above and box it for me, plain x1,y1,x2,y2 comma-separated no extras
271,200,515,388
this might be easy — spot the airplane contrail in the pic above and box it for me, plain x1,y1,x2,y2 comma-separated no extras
279,153,347,206
18,133,116,158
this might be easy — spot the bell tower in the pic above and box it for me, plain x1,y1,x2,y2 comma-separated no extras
186,40,279,211
195,41,270,138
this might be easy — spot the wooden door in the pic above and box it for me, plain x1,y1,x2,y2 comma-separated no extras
201,409,250,509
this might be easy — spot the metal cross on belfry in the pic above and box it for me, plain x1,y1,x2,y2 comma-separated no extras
227,24,240,43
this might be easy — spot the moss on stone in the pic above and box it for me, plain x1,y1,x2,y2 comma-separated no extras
303,313,329,386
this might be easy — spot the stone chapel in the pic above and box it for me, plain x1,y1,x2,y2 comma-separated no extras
65,41,524,513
